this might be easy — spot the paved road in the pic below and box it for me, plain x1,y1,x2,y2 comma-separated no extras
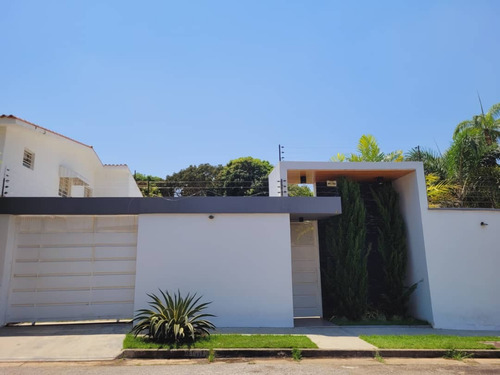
1,358,500,375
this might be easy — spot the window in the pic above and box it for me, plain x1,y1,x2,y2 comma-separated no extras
58,177,93,197
58,177,71,197
84,186,93,197
23,149,35,169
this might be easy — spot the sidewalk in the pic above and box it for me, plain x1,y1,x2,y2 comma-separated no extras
0,322,130,362
216,324,500,350
0,322,499,362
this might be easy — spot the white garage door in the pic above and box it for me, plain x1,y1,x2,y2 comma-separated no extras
290,221,323,317
6,215,138,324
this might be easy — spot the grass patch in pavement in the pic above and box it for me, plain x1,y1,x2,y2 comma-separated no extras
360,335,499,349
124,333,317,349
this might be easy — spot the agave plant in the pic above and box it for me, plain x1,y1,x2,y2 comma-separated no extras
131,290,215,344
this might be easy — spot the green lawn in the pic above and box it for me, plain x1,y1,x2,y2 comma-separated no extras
360,335,499,349
330,317,429,326
124,333,317,349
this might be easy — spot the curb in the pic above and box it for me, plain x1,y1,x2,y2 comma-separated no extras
119,348,500,360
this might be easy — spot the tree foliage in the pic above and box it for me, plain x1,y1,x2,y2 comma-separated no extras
288,184,313,197
453,102,500,146
407,101,500,208
322,178,369,320
332,135,403,162
160,164,223,197
134,173,163,197
218,157,273,196
371,184,417,318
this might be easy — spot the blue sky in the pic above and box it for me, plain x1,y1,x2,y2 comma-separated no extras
2,0,499,177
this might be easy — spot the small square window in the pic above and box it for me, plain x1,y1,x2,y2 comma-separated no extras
23,149,35,169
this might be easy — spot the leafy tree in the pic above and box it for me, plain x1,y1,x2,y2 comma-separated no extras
161,164,223,197
371,184,417,318
288,184,313,197
405,101,500,208
453,102,500,146
332,135,403,162
134,172,163,182
321,178,369,320
447,101,500,207
134,172,163,197
445,132,499,207
218,157,273,196
405,147,447,180
424,174,460,208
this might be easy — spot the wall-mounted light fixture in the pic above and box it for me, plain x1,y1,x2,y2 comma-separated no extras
376,176,384,185
208,215,214,220
480,221,488,226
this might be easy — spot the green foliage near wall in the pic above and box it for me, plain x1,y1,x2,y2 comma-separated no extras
321,177,369,320
371,183,417,318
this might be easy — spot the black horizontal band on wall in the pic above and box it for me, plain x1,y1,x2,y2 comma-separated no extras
0,197,342,220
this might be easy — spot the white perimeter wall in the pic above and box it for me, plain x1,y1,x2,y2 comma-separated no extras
393,170,435,325
135,214,294,327
423,209,500,330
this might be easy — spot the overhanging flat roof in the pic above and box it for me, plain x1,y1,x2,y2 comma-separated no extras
0,197,341,220
278,161,421,184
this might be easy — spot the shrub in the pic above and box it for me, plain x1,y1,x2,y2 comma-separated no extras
371,184,417,318
322,177,369,320
131,290,215,344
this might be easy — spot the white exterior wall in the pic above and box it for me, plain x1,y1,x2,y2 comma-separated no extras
1,125,98,197
0,120,140,197
95,166,142,197
0,215,15,326
135,213,294,327
0,127,6,164
393,170,435,325
268,164,287,197
423,209,500,330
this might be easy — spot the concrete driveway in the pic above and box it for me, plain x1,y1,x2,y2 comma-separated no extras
0,322,131,362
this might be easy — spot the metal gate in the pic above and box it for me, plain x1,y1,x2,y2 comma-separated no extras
6,215,137,323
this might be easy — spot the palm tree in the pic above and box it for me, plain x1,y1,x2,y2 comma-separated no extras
332,135,403,162
405,147,447,179
453,102,500,146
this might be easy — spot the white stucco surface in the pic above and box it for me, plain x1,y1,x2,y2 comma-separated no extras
0,117,141,197
135,213,295,327
423,209,500,330
393,170,435,325
0,215,15,326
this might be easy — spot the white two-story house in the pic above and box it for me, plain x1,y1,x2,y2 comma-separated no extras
0,115,141,197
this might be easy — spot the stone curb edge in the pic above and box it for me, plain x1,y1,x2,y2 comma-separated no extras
119,348,500,360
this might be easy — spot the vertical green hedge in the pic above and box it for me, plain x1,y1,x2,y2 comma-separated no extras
371,183,417,318
321,178,369,320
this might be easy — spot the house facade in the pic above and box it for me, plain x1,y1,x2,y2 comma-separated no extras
0,115,141,198
271,162,499,330
0,121,498,330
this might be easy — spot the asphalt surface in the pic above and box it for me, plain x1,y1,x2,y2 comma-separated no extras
1,358,500,375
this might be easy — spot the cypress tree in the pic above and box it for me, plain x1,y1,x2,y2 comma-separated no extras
371,183,417,318
322,178,369,320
